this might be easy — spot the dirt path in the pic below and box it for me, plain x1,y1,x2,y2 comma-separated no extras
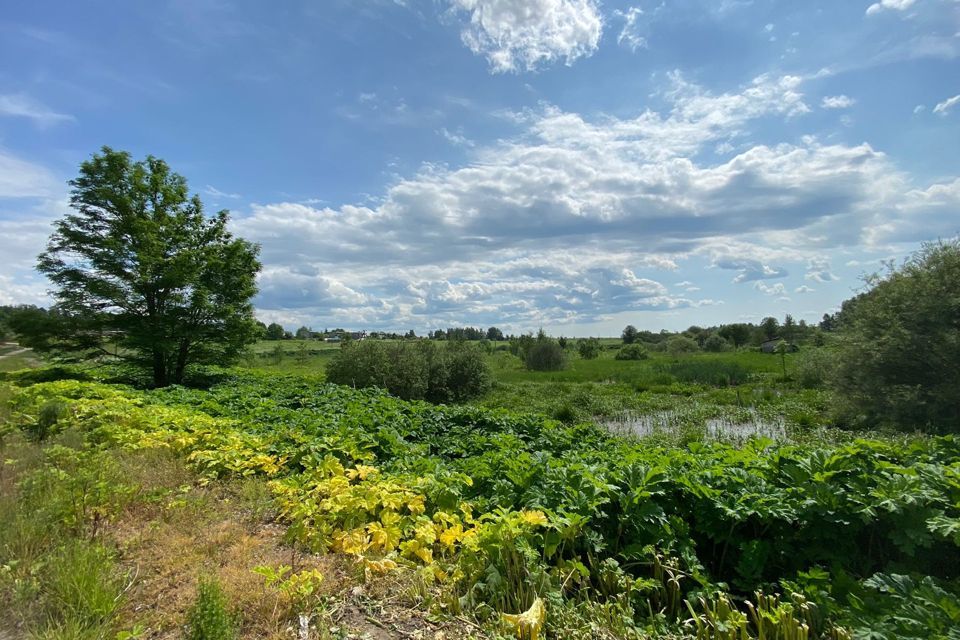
0,344,29,360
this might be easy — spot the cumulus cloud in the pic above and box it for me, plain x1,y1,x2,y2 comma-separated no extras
753,281,787,296
795,285,815,293
866,0,918,16
805,258,839,282
5,70,957,332
224,71,960,328
0,94,74,128
933,94,960,116
448,0,603,72
821,95,855,109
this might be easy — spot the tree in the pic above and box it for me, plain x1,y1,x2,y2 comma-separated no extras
703,333,730,352
265,323,285,341
759,317,780,341
622,325,639,344
718,323,751,348
295,326,313,340
486,326,504,341
831,240,960,432
35,147,261,387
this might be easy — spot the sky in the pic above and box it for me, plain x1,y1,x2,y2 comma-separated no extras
0,0,958,336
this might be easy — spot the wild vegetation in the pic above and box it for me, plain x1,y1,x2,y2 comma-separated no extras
2,367,958,638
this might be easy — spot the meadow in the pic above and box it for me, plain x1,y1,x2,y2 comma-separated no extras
2,339,957,639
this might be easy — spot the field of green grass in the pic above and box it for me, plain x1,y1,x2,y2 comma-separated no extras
241,338,828,446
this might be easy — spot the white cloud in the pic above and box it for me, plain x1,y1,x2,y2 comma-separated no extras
219,71,960,328
866,0,918,16
0,149,60,198
933,94,960,116
716,258,789,283
0,273,51,306
0,94,74,128
438,127,475,147
449,0,603,73
913,104,926,114
204,185,241,199
821,95,856,109
614,6,647,52
795,285,815,293
754,281,787,296
805,258,839,282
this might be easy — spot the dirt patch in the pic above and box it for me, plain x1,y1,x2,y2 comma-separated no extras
106,456,482,639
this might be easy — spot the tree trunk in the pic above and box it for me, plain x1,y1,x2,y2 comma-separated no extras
152,350,168,387
173,339,190,385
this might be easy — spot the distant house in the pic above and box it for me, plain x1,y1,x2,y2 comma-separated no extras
761,338,798,353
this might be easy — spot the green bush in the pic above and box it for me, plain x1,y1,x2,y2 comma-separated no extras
832,239,960,432
666,335,699,356
577,338,601,360
524,337,567,371
614,344,649,361
187,576,237,640
702,334,730,353
794,347,837,389
326,340,491,403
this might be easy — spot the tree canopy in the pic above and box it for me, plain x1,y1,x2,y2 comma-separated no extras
832,239,960,432
33,147,261,386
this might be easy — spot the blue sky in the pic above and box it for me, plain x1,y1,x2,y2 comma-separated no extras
1,0,958,335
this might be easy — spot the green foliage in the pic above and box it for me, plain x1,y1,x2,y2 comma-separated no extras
525,334,567,371
44,541,127,632
6,370,959,638
622,325,640,344
666,336,700,356
264,323,285,341
702,334,730,353
326,339,491,402
843,573,960,639
659,360,750,386
832,239,960,432
187,576,238,640
35,146,262,387
615,344,649,361
793,348,836,389
577,338,601,360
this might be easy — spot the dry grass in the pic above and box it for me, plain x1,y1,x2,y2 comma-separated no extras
106,452,481,639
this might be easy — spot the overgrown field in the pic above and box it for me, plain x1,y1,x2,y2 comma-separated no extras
2,368,959,638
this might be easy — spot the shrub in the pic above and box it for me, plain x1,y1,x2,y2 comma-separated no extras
524,337,567,371
326,340,491,403
665,335,699,356
614,344,649,361
577,338,601,360
702,334,730,353
794,347,837,389
187,576,237,640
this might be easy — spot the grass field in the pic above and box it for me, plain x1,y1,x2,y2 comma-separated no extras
242,339,818,443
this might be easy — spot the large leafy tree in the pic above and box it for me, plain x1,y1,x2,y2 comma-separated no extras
35,147,261,386
832,239,960,432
